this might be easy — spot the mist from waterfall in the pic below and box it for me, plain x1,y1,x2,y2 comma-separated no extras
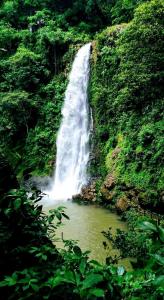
46,43,92,201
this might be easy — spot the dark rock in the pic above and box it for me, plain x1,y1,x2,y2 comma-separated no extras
100,173,116,202
73,182,97,202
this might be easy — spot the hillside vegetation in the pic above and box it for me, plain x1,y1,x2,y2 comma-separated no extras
90,0,164,212
0,0,149,178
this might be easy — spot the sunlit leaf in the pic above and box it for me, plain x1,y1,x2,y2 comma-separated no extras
138,221,157,232
82,274,104,289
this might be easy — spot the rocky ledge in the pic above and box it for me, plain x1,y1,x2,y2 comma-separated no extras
73,182,97,202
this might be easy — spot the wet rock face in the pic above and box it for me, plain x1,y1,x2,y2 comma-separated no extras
74,171,158,215
73,182,97,202
100,174,116,201
81,182,97,201
100,186,115,201
100,172,150,213
103,174,116,190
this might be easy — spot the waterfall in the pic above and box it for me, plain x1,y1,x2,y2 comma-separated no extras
47,43,92,201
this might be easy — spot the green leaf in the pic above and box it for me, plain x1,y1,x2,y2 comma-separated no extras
49,276,64,287
42,255,47,261
62,213,70,220
153,254,164,266
22,285,29,291
138,221,157,232
73,246,82,256
37,205,43,213
158,226,164,242
5,276,17,286
74,272,81,286
31,284,39,292
153,275,164,288
79,259,86,274
90,260,101,267
90,288,105,297
43,296,49,300
55,211,62,221
49,270,75,288
82,274,104,289
0,281,7,287
14,198,21,210
63,271,75,284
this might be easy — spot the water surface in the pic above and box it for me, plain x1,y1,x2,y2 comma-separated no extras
44,201,131,269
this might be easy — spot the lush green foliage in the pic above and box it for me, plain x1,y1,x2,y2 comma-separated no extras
0,9,84,177
0,0,150,179
90,0,164,209
0,0,147,32
0,189,163,299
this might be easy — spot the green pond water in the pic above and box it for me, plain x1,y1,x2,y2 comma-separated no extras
44,201,132,269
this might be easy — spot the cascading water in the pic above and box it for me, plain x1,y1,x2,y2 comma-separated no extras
46,43,92,201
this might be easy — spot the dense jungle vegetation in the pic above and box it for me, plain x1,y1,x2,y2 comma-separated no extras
0,0,164,299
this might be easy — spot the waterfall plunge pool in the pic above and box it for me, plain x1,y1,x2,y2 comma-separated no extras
43,200,132,270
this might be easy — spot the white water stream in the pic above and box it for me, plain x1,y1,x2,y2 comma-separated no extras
46,43,91,201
